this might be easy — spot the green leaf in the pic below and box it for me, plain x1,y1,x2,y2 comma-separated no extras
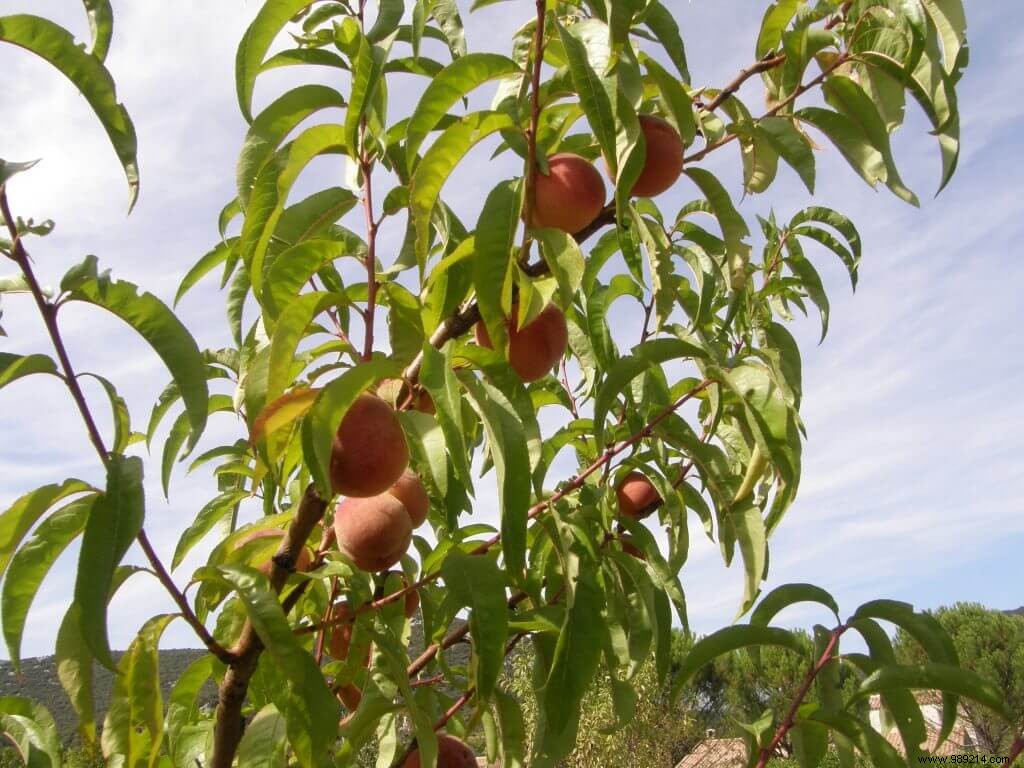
536,228,586,309
0,479,93,578
795,106,887,190
685,168,751,291
235,0,318,122
823,75,918,205
237,704,289,768
406,52,520,165
474,180,520,355
0,15,139,208
343,25,391,159
80,372,132,455
593,338,706,448
671,624,805,702
556,19,617,164
419,343,472,487
728,504,767,615
174,239,235,307
756,0,803,58
2,497,91,667
0,353,58,392
267,291,347,403
66,267,210,450
441,549,508,700
101,614,176,768
74,455,145,668
239,124,347,295
460,375,530,578
198,565,338,767
0,158,40,186
807,711,904,768
237,85,346,206
263,237,358,318
0,699,61,768
920,0,967,79
302,359,401,497
642,55,697,147
172,491,248,570
790,205,861,290
494,688,527,768
756,116,815,193
428,0,467,58
367,0,405,43
165,654,218,761
82,0,113,61
751,583,840,628
537,561,604,762
410,111,515,266
643,1,690,82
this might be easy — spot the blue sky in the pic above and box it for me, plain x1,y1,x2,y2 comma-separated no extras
1,1,1022,658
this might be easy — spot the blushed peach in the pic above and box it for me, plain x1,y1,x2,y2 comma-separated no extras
334,494,413,572
529,153,606,234
475,304,569,383
330,393,409,498
615,471,662,520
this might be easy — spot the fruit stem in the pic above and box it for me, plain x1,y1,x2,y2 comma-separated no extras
0,185,234,666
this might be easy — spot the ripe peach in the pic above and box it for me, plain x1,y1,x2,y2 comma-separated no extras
235,529,312,575
404,586,421,619
388,469,430,528
629,115,685,197
403,734,477,768
330,393,409,498
475,304,569,383
616,471,662,520
529,153,606,234
334,494,413,572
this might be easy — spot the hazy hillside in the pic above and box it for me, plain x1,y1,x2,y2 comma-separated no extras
0,620,469,743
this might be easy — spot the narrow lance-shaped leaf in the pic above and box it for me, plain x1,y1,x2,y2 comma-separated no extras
0,478,94,578
0,15,139,207
197,565,338,767
410,111,515,267
101,613,177,768
235,0,319,121
82,0,113,61
0,353,59,393
64,261,210,449
460,375,531,578
405,52,521,165
474,180,520,355
442,550,508,700
74,455,146,668
2,497,93,668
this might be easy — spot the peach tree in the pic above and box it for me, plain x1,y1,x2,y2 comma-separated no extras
1,1,1019,767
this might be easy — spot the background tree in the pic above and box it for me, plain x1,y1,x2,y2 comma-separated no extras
895,603,1024,754
1,1,1019,767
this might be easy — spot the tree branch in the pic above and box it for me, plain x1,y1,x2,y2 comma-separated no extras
0,185,233,665
210,483,328,768
754,624,849,768
517,0,548,266
702,53,787,114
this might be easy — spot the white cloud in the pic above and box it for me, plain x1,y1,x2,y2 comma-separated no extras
2,1,1022,662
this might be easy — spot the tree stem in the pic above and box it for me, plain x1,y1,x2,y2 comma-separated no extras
0,186,232,664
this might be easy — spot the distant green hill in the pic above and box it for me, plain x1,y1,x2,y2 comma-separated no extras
0,620,471,744
0,649,214,743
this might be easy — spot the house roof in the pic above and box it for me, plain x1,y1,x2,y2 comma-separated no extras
675,738,748,768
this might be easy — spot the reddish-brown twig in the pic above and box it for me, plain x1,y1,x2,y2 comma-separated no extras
0,186,233,666
753,624,849,768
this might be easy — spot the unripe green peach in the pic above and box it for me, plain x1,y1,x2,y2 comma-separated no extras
388,469,430,528
615,471,662,520
529,153,606,234
330,393,409,498
235,528,312,575
334,494,413,572
474,304,569,383
403,734,477,768
630,115,685,197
